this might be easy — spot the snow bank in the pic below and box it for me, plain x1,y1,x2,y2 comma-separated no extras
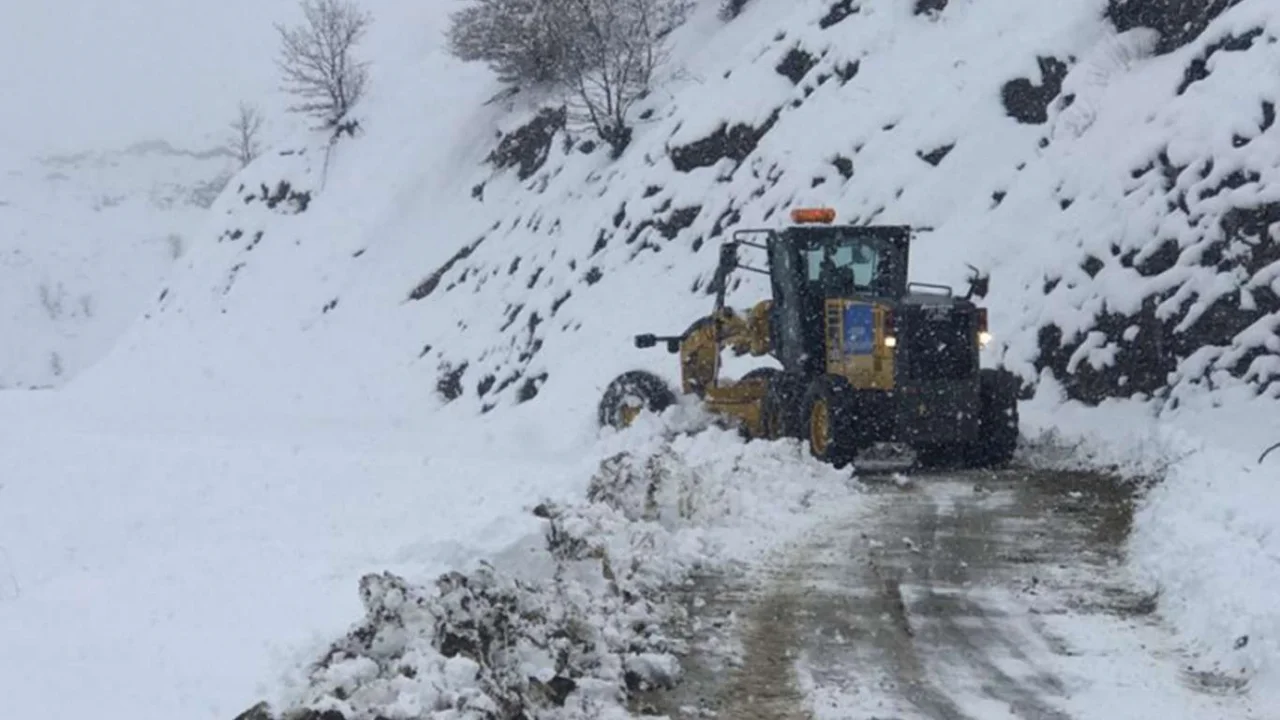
1127,392,1280,704
0,417,583,720
1022,381,1280,703
247,411,859,720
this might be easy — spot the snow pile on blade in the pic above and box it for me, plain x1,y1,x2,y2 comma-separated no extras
245,415,858,720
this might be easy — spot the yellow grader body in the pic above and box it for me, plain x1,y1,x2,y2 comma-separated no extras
597,208,1020,470
677,302,772,437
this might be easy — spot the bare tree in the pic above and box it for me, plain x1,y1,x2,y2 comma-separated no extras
446,0,691,156
276,0,372,125
447,0,568,85
228,102,265,167
558,0,692,156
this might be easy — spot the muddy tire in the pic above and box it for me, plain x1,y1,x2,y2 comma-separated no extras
803,374,859,469
598,370,677,429
964,368,1020,468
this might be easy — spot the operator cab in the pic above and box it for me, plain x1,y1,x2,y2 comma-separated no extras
766,219,912,376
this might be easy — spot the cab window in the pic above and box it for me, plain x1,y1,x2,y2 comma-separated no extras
804,241,882,293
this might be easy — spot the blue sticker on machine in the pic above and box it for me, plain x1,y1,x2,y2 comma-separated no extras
843,304,875,355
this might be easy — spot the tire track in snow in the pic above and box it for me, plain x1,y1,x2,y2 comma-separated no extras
651,468,1265,720
719,574,809,720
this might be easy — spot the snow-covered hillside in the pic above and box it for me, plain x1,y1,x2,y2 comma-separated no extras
0,142,234,387
1,0,1277,718
72,0,1279,424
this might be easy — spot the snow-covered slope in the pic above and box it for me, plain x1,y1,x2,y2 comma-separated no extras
73,0,1279,425
0,141,234,387
2,0,1278,717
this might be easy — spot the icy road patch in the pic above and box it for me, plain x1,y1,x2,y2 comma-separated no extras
648,469,1265,720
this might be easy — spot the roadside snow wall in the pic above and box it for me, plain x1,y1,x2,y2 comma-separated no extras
1022,384,1280,705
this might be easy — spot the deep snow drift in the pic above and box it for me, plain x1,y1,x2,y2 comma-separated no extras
0,0,1277,717
262,413,862,720
0,395,856,720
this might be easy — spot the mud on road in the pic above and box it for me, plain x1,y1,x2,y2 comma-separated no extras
639,468,1264,720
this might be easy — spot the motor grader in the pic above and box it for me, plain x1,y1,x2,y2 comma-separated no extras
597,208,1019,469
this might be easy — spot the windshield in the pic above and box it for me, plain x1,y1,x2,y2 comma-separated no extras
803,235,886,295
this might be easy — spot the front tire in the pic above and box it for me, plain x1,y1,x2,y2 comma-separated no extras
803,375,859,468
598,370,677,429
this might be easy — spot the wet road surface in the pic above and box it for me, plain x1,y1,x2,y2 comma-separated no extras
643,468,1265,720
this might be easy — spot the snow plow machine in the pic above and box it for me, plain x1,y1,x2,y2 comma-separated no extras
597,208,1019,469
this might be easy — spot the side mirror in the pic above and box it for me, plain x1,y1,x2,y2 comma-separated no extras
666,339,680,354
965,266,990,300
635,334,657,349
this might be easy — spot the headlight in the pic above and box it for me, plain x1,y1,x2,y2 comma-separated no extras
884,336,898,349
978,331,993,348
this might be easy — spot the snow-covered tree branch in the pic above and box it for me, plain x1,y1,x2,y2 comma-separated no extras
447,0,692,156
227,102,265,168
276,0,372,126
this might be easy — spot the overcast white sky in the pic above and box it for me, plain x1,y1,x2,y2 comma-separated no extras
0,1,458,157
0,2,301,156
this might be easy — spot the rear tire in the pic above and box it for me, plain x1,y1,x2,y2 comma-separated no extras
803,375,859,468
963,368,1019,468
598,370,677,429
